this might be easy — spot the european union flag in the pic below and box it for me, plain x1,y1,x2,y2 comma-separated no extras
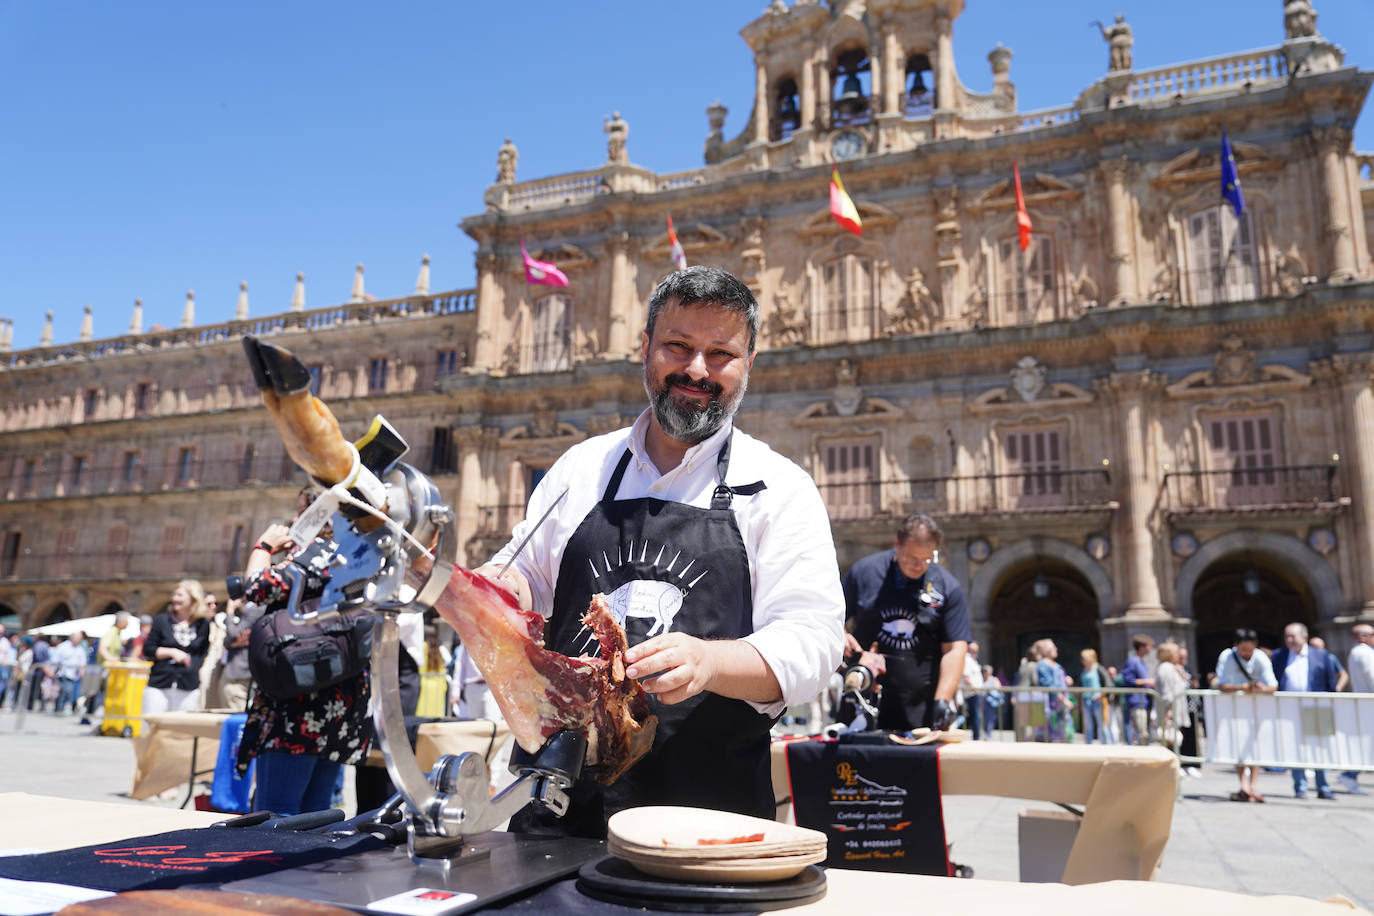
1220,131,1245,218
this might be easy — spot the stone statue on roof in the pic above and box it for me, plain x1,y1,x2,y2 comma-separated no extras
605,111,629,164
1096,14,1133,72
497,137,518,183
1284,0,1318,40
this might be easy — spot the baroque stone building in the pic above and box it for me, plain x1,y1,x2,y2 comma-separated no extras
2,0,1373,678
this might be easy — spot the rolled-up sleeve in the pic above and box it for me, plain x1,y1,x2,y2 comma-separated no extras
740,465,845,718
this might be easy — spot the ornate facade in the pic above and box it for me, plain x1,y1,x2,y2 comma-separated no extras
2,0,1373,678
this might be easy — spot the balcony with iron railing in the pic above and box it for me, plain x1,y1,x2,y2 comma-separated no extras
1162,463,1345,518
816,469,1115,522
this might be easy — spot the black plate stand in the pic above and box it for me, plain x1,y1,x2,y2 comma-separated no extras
575,856,827,913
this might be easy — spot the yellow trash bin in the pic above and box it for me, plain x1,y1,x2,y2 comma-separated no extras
101,660,152,738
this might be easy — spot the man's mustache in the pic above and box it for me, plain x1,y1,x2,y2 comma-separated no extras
663,373,723,398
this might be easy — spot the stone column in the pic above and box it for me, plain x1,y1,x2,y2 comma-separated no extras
934,15,955,110
799,42,816,132
1102,156,1134,305
1315,124,1358,282
882,20,901,115
454,426,492,568
815,59,831,130
1105,371,1167,616
1332,356,1374,610
605,231,634,358
472,251,503,370
753,54,770,144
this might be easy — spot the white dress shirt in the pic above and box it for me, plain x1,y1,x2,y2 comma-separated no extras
1282,644,1309,692
489,409,845,717
1348,642,1374,694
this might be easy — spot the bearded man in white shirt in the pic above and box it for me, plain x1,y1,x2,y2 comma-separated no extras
477,266,845,838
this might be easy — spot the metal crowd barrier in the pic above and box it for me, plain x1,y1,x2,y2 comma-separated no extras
959,683,1164,745
1193,688,1374,773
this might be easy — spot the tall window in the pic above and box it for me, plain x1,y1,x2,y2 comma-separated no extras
998,235,1057,323
818,255,875,343
1185,206,1259,305
436,349,460,379
106,526,129,578
176,447,195,484
228,524,246,575
160,524,185,577
1,532,20,578
821,438,878,520
21,458,37,495
530,294,572,373
430,426,456,474
133,382,151,417
307,365,323,396
1001,426,1065,508
54,528,76,579
83,388,100,422
368,357,389,393
70,455,87,490
122,450,140,488
1207,413,1278,505
239,442,256,483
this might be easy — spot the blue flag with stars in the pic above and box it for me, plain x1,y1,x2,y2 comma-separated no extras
1220,131,1245,218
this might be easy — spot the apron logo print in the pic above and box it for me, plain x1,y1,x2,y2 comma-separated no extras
574,539,706,653
878,609,917,651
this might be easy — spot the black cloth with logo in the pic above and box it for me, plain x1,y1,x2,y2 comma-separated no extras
785,736,949,876
0,826,384,892
511,435,776,839
843,551,969,731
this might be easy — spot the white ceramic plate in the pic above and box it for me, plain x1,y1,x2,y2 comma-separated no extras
614,848,826,884
608,806,825,857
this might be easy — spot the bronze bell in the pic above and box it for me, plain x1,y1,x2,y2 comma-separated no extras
835,73,867,115
779,92,799,126
909,69,928,96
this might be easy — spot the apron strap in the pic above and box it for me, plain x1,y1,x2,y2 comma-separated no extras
710,434,734,510
603,448,635,502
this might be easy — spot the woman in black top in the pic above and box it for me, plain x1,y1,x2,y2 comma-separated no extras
141,579,212,714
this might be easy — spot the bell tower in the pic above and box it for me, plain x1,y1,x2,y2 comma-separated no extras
711,0,1015,169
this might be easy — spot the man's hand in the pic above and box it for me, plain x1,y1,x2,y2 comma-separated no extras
624,634,782,706
257,523,293,553
858,649,887,676
932,698,958,730
474,563,533,612
843,632,863,656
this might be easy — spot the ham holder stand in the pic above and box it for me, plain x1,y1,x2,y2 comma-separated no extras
225,338,605,911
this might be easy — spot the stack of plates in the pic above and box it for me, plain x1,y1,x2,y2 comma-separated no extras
607,806,827,883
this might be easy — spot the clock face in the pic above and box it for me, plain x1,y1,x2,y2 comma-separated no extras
832,130,865,161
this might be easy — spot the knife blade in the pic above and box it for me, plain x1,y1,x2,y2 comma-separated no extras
497,486,569,577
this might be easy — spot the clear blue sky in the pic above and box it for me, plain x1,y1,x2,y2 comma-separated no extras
2,1,1371,349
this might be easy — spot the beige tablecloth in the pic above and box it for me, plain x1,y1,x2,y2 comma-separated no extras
771,739,1179,885
2,793,1363,914
131,712,510,801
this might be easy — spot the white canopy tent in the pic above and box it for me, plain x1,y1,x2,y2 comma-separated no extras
26,613,140,640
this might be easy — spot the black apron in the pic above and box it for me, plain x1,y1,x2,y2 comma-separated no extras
862,564,945,732
510,434,775,838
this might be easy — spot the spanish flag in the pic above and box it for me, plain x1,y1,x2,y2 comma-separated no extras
830,167,862,236
667,213,687,270
1013,161,1032,252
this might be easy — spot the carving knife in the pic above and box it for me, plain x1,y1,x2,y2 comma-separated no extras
497,486,569,577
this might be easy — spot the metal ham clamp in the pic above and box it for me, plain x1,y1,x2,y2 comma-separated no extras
241,335,588,862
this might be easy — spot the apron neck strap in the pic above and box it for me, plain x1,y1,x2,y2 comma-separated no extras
710,433,733,510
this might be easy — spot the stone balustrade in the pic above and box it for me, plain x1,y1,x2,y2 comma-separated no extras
1123,46,1288,103
1,289,475,370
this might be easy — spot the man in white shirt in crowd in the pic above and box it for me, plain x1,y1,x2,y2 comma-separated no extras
475,266,844,839
51,631,89,716
1341,623,1374,795
960,641,986,739
1215,628,1277,802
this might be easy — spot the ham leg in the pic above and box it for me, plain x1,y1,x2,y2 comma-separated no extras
434,567,657,786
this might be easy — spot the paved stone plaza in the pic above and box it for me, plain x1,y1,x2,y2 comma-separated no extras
1,710,1369,908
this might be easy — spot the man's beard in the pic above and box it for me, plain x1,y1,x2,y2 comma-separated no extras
644,370,748,445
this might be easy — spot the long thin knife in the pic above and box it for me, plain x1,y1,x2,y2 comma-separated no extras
497,486,569,577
